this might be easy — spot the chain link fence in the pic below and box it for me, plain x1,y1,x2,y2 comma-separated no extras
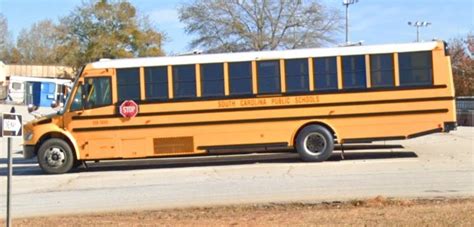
456,97,474,126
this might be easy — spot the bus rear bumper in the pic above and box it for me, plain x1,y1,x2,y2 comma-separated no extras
23,145,36,159
443,121,457,133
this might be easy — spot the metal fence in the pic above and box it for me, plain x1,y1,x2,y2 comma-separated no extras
456,97,474,126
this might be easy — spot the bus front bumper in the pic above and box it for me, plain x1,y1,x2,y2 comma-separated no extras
23,145,36,159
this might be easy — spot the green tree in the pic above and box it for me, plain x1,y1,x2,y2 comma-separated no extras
449,33,474,96
179,0,341,53
16,20,62,65
56,0,165,69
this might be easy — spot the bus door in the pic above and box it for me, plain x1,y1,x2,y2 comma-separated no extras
63,75,117,160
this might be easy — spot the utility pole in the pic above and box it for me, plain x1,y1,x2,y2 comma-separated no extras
343,0,358,44
408,21,431,42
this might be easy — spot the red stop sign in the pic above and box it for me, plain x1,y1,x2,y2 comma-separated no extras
119,100,139,118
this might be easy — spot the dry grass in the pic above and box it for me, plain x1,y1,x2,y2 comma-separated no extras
6,197,474,226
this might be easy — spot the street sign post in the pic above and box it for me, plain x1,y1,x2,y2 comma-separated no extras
1,112,22,227
1,113,23,137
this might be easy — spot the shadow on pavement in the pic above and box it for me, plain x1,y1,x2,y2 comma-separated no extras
0,157,37,165
0,144,416,176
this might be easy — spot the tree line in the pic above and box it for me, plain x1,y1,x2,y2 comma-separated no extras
0,0,340,69
0,0,471,96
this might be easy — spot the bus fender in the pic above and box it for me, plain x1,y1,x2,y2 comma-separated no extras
291,120,339,146
62,130,81,159
35,128,81,161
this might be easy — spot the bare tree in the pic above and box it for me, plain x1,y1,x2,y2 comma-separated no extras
0,14,7,48
16,20,62,65
0,13,13,61
179,0,342,53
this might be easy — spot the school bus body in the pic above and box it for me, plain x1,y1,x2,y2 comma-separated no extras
23,41,456,172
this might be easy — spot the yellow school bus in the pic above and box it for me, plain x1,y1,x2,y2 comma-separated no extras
23,41,457,174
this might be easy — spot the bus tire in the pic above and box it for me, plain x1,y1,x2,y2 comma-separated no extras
37,138,75,174
295,125,334,162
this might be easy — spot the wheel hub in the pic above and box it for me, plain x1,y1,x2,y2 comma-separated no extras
304,132,327,154
45,147,66,168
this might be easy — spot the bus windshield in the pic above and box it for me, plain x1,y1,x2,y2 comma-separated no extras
58,67,83,115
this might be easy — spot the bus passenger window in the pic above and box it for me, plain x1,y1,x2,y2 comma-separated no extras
145,66,168,100
84,77,112,109
201,63,224,97
399,51,433,86
228,62,252,96
314,57,338,91
342,55,366,89
117,68,140,101
173,65,196,99
285,59,309,93
257,60,281,94
370,54,394,88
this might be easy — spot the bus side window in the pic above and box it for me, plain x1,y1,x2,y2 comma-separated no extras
342,55,367,89
257,60,281,94
173,65,196,99
285,58,309,93
84,77,112,109
370,54,395,88
145,66,168,100
398,51,433,87
314,57,338,91
201,63,225,97
228,62,252,96
117,68,140,102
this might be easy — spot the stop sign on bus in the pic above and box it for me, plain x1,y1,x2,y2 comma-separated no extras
119,100,139,118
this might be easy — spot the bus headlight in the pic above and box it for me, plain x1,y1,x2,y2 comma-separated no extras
24,132,34,141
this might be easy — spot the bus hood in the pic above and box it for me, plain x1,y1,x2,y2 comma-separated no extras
29,112,58,126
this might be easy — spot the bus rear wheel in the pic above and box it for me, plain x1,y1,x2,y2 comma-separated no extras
295,125,334,162
37,138,75,174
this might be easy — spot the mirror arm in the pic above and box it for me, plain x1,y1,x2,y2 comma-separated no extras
81,84,86,111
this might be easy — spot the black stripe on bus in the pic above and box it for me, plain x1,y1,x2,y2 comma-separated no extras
72,108,448,132
342,127,443,143
407,128,443,139
197,142,289,151
342,136,406,143
72,96,454,120
137,84,448,104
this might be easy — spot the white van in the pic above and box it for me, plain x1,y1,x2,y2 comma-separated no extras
8,78,26,103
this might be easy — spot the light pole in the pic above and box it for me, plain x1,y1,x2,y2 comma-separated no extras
343,0,358,44
408,21,431,42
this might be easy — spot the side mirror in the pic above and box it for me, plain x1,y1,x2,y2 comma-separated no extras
27,104,38,113
51,100,59,108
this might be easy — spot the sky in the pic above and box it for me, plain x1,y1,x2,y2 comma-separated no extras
0,0,472,54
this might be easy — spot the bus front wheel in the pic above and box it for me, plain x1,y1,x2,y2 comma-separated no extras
37,138,75,174
295,125,334,162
